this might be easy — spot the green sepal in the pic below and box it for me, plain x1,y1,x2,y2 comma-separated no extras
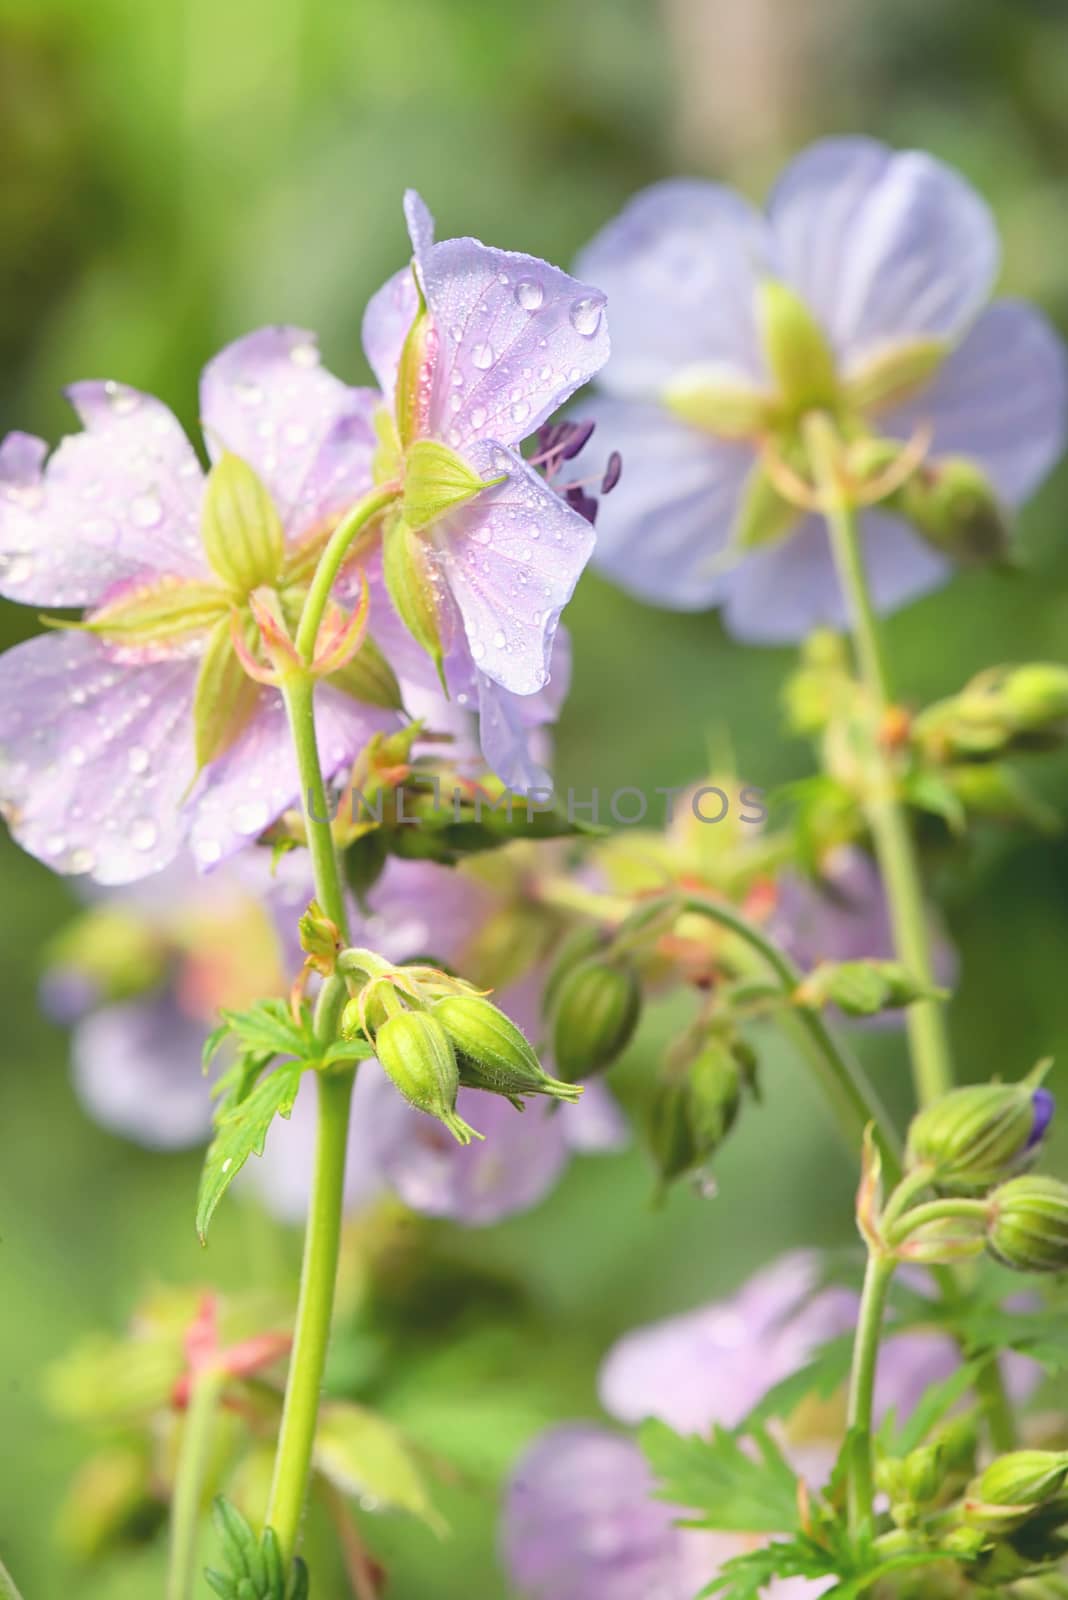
663,367,773,438
65,576,228,647
382,513,445,686
327,630,404,709
756,279,839,415
372,402,403,485
732,459,799,551
394,272,432,449
312,1400,447,1534
201,451,285,592
402,437,497,533
193,612,262,771
843,337,949,415
206,1498,309,1599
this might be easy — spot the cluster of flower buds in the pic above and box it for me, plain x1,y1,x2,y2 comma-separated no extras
338,948,579,1144
914,664,1068,763
876,1418,977,1531
542,925,643,1083
794,958,941,1018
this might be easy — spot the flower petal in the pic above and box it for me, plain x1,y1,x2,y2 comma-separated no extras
475,625,571,795
200,327,368,529
575,178,773,394
71,993,213,1148
409,221,609,451
438,442,594,695
721,508,951,643
586,399,754,609
883,299,1068,503
188,683,395,870
362,266,420,411
0,386,207,607
768,137,998,369
247,1065,386,1222
0,632,198,883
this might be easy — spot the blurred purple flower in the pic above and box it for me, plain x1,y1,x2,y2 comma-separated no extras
357,190,607,790
576,138,1067,640
0,328,396,884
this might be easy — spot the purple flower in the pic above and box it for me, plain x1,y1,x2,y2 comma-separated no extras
576,138,1067,640
0,328,396,883
356,191,608,789
502,1424,830,1600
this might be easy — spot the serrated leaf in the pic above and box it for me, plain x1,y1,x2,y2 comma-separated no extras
740,1335,854,1429
639,1419,799,1534
197,1062,305,1241
218,998,315,1063
313,1401,446,1535
888,1357,987,1456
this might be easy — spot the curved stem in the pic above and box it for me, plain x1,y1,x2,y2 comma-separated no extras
295,485,399,663
281,676,350,935
846,1254,895,1535
803,411,953,1110
167,1367,224,1600
886,1197,988,1246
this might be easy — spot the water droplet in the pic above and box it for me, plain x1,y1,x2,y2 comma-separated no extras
44,833,66,857
449,393,462,413
515,277,544,312
105,382,140,416
221,1156,233,1173
234,800,269,836
2,483,44,511
0,553,34,585
493,629,506,649
469,405,487,428
569,296,603,337
284,422,310,445
470,640,485,660
67,847,96,875
471,343,494,371
447,427,461,446
131,817,158,852
70,687,87,706
510,399,530,425
69,745,86,768
197,837,222,867
289,341,319,368
451,370,464,388
131,492,163,529
450,325,464,343
127,745,150,775
234,379,263,407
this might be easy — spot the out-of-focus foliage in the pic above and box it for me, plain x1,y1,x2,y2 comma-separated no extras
5,0,1068,1593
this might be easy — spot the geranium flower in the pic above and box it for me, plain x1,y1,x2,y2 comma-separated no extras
502,1252,1040,1600
576,138,1067,640
0,328,402,882
354,191,609,786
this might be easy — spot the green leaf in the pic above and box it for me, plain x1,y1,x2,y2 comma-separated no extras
197,1061,305,1241
218,997,316,1061
313,1400,447,1535
320,1038,375,1069
887,1357,987,1456
639,1419,799,1534
206,1499,308,1599
740,1335,855,1429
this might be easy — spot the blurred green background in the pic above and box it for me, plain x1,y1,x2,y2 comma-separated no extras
4,0,1068,1592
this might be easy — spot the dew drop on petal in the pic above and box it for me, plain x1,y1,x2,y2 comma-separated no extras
568,297,603,337
105,382,141,416
234,380,263,407
67,848,96,875
131,817,158,852
0,554,34,586
470,405,487,428
197,838,222,867
510,399,530,425
284,422,310,445
131,492,163,529
470,640,485,661
471,343,494,371
289,341,319,369
493,629,506,649
515,277,544,312
44,833,66,858
233,800,268,836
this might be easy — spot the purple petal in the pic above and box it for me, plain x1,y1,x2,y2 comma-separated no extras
474,624,571,795
1028,1087,1055,1151
0,632,198,883
575,178,773,395
502,1425,718,1600
71,993,213,1148
0,391,207,608
408,223,609,451
199,327,370,530
403,189,436,260
883,299,1068,504
362,266,421,411
355,857,494,969
768,137,998,371
585,399,753,610
245,1064,386,1222
438,441,594,696
562,1079,629,1153
721,508,952,643
188,683,396,871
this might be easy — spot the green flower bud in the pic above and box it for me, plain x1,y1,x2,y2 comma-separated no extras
542,924,608,1016
906,1077,1053,1194
297,900,341,975
796,959,941,1017
431,993,581,1107
965,1452,1068,1535
899,455,1011,566
987,1175,1068,1273
648,1039,742,1188
936,1522,989,1563
373,1010,482,1144
550,956,642,1082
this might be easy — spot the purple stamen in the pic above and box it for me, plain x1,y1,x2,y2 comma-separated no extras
565,486,599,525
559,419,596,462
1027,1087,1055,1150
601,451,622,494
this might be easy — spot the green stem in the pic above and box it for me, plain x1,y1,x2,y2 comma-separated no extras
281,675,350,935
804,411,953,1110
886,1197,988,1245
0,1555,25,1600
167,1367,224,1600
295,485,399,663
846,1254,895,1535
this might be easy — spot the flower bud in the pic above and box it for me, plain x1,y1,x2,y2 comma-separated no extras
964,1452,1068,1535
431,993,581,1107
899,455,1011,566
373,1010,482,1144
795,959,940,1018
298,900,341,976
541,924,607,1016
987,1175,1068,1274
906,1077,1053,1193
648,1039,742,1189
549,956,642,1082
